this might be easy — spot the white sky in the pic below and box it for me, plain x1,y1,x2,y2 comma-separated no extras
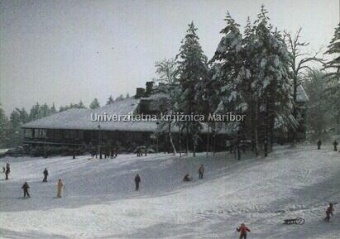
0,0,339,115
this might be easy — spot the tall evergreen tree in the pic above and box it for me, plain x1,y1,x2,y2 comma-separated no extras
8,110,23,146
115,95,124,101
89,98,100,109
39,103,50,118
303,70,332,137
106,95,115,105
0,106,9,147
29,103,40,121
324,23,340,79
323,23,340,133
210,12,244,131
50,103,57,114
251,6,296,152
211,6,296,156
176,22,209,156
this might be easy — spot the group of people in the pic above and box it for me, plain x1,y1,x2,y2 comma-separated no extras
317,139,338,151
4,147,335,238
20,176,64,199
183,164,205,182
235,202,334,238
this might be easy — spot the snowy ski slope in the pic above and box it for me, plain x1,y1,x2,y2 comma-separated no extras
0,144,339,238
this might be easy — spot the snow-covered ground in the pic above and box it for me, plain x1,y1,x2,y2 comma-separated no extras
0,144,339,239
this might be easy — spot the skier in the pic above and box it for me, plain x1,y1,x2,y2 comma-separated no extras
183,174,192,182
21,182,30,198
43,168,49,182
5,163,10,180
317,139,322,150
57,179,64,198
324,203,334,222
236,223,251,239
134,174,141,191
333,140,338,151
198,164,204,179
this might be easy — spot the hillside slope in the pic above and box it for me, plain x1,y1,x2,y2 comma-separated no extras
0,145,339,238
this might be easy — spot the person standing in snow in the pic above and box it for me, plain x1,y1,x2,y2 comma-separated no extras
236,223,251,239
5,163,10,180
21,182,30,198
333,140,338,151
198,164,204,179
134,174,141,191
57,179,64,198
43,168,49,182
324,203,334,222
317,139,322,150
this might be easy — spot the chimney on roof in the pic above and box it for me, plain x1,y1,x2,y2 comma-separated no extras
145,81,154,97
135,88,145,99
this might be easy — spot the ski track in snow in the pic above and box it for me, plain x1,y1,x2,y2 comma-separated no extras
0,145,339,238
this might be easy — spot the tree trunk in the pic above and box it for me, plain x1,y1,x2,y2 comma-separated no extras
168,122,177,155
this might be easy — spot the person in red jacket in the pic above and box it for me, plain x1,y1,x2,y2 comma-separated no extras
236,223,251,239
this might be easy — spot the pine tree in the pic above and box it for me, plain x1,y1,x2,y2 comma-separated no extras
210,12,245,135
89,98,100,109
29,103,40,121
115,95,124,101
303,70,332,137
106,95,115,105
50,103,57,114
0,106,9,147
324,23,340,79
323,23,340,133
176,22,209,156
40,104,50,118
8,110,23,147
251,6,296,153
77,100,86,109
16,108,29,124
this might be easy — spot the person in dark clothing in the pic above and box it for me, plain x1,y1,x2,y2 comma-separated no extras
236,223,251,239
5,163,10,180
198,164,204,179
333,140,338,151
22,182,30,198
134,174,141,191
43,168,49,182
2,166,5,173
324,203,334,222
317,139,322,150
264,140,268,157
183,174,192,182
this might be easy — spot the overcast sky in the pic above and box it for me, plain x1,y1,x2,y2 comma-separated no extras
0,0,339,115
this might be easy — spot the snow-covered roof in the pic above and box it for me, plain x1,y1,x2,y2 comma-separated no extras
22,98,160,132
22,97,219,133
140,93,169,101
